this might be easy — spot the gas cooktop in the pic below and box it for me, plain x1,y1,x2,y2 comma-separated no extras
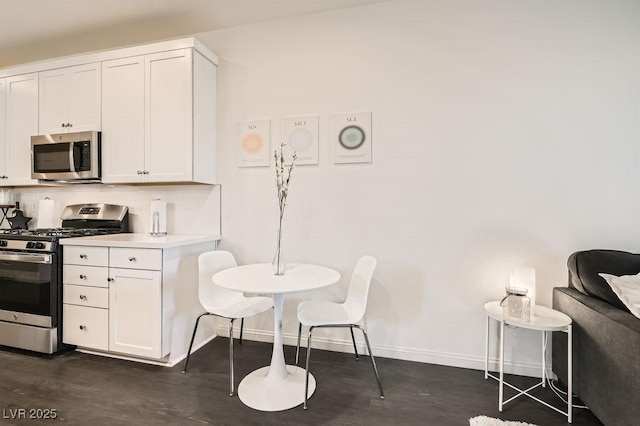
0,228,122,237
0,228,125,252
0,203,130,252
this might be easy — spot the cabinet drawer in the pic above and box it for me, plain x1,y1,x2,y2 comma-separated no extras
63,265,108,288
63,304,108,350
64,284,108,308
64,246,108,266
109,248,162,270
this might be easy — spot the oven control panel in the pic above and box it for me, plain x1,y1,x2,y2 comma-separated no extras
0,239,53,252
78,207,100,215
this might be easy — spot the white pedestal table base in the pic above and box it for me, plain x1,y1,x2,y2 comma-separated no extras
238,365,316,411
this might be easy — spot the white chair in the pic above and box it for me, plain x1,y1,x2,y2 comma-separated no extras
295,255,384,409
182,250,273,396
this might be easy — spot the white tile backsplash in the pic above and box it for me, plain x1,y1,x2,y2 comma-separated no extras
7,184,221,235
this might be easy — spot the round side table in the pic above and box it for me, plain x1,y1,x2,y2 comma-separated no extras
484,301,573,423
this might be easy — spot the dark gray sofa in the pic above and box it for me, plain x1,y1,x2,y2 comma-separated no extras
552,249,640,426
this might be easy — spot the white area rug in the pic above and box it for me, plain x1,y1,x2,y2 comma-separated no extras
469,415,538,426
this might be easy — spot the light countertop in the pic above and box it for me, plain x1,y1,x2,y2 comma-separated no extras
59,233,221,249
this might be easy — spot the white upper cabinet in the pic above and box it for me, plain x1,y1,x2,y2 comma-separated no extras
39,63,101,134
0,38,217,187
102,48,216,184
3,73,39,186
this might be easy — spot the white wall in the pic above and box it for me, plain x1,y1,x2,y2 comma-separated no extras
194,0,640,375
5,0,640,376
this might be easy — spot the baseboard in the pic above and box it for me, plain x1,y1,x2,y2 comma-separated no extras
75,334,217,368
168,334,217,367
217,325,553,378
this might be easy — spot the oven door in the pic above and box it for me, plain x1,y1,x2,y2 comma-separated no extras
0,251,56,327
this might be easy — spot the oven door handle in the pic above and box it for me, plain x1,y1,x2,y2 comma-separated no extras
0,252,52,264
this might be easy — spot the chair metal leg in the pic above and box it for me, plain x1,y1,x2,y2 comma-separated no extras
301,323,384,409
349,326,359,360
182,312,211,373
239,318,244,346
304,326,315,410
354,324,384,399
295,322,302,365
229,318,235,397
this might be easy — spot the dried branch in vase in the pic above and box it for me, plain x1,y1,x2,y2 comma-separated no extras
273,143,297,275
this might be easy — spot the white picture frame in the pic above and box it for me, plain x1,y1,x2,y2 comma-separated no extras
282,115,319,165
238,119,271,167
331,111,372,164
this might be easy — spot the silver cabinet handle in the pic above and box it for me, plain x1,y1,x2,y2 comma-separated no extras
107,278,114,282
79,295,87,300
79,254,87,259
129,257,136,262
137,170,143,175
79,325,86,330
79,274,86,279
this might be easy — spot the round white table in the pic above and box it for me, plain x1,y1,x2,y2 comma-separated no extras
213,263,340,411
484,301,573,423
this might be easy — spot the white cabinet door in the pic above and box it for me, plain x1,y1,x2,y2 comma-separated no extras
108,267,163,358
101,56,145,184
38,68,68,134
0,78,6,182
145,49,193,182
39,63,101,134
5,73,38,186
68,63,101,132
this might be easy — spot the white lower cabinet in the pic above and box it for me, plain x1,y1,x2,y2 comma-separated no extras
61,238,217,366
62,246,167,360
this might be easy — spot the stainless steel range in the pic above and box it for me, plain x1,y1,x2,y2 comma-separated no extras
0,203,129,354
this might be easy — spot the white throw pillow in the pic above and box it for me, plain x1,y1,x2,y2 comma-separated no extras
598,272,640,319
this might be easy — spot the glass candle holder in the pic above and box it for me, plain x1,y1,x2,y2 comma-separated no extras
500,286,531,322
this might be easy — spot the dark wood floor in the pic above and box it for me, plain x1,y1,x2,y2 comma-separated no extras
0,339,603,425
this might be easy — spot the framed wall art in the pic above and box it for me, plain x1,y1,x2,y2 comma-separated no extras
238,119,271,167
281,115,319,165
331,111,372,164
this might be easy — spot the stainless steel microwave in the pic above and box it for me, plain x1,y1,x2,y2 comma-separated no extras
31,131,101,182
